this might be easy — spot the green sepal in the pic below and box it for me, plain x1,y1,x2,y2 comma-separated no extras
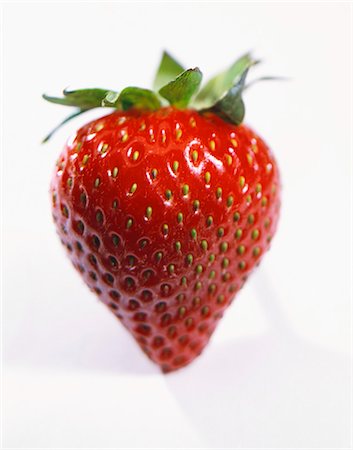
244,75,288,90
153,51,185,92
206,69,248,125
42,109,88,143
43,50,276,143
117,87,161,111
43,88,113,109
159,68,202,108
193,53,258,109
42,87,160,141
101,91,120,106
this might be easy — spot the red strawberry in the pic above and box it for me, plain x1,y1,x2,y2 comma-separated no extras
44,52,280,372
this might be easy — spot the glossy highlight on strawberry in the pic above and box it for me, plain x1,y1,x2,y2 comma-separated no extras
45,52,281,372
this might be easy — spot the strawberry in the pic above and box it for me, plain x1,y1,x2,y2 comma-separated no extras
44,52,280,372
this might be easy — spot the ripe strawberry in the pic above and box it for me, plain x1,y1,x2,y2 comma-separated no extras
44,52,280,372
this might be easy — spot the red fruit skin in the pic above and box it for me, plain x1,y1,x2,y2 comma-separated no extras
51,107,280,372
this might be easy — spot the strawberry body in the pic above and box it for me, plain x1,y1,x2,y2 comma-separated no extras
51,107,280,372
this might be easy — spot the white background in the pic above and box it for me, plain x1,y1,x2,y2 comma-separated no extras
1,2,352,449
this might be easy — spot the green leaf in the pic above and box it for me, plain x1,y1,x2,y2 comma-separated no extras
193,53,257,109
43,88,113,109
118,87,161,111
159,68,202,108
153,51,185,92
207,69,249,125
42,109,88,143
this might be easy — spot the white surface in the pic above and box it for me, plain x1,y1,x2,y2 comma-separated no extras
1,2,352,449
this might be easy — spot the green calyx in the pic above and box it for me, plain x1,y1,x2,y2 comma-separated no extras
43,51,264,142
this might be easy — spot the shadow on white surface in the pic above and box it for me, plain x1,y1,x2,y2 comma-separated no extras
4,238,351,447
167,333,350,448
166,272,351,448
